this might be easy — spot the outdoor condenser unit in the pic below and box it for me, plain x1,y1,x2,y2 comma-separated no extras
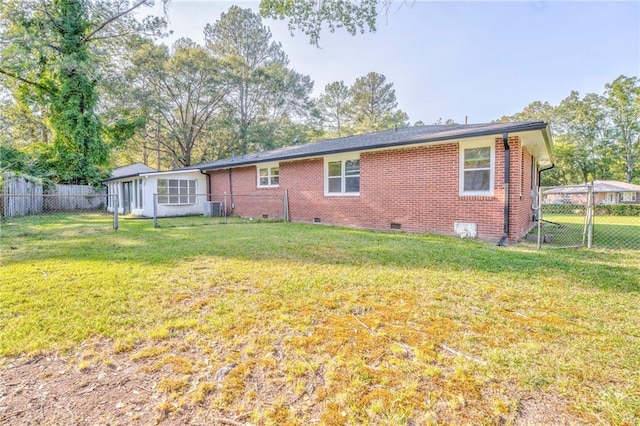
204,201,222,217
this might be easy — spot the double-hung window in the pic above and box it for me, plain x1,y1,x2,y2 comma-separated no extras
326,156,360,195
460,141,494,196
157,179,196,204
257,164,279,187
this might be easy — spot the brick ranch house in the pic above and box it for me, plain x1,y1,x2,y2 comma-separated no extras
193,121,554,244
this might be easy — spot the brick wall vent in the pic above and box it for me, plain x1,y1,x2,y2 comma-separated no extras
390,223,402,230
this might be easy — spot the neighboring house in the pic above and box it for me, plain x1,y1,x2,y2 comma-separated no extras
194,121,554,243
544,180,640,205
103,163,208,217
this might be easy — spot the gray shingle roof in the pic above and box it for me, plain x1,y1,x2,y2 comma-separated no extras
194,121,550,171
103,163,156,182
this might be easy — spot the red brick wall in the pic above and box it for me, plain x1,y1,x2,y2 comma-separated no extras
506,139,536,242
206,136,535,242
208,167,284,218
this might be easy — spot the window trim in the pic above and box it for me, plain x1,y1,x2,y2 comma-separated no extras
157,178,197,205
324,154,361,196
459,140,495,196
256,162,280,188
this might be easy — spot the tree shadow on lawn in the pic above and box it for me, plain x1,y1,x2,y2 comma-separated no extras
3,222,639,293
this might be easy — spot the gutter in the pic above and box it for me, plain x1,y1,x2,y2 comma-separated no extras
498,132,511,247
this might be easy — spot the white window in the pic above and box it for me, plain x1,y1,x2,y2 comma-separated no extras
620,192,637,202
157,179,196,205
325,155,360,195
257,164,279,187
459,141,494,196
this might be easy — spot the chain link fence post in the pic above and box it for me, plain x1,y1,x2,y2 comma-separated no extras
113,194,119,230
153,193,158,228
586,183,593,249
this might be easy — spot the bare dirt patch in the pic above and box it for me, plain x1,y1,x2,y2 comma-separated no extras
0,337,588,426
0,338,250,426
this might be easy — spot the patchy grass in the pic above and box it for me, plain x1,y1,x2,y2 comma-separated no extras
1,214,639,424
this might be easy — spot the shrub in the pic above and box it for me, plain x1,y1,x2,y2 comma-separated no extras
594,204,640,216
542,203,640,217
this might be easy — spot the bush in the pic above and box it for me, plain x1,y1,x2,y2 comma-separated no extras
594,204,640,216
542,203,640,216
542,204,586,215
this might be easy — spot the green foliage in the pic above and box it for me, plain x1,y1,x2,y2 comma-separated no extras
594,203,640,217
0,0,166,183
350,71,409,133
542,203,640,217
259,0,378,46
0,144,28,172
317,73,409,138
502,75,640,186
126,39,229,167
317,81,353,137
203,6,314,156
541,204,587,216
604,75,640,183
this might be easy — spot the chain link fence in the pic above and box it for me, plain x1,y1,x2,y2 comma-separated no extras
152,193,288,228
1,193,119,240
533,184,640,250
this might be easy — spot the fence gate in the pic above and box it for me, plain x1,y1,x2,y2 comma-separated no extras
536,185,591,249
537,184,640,251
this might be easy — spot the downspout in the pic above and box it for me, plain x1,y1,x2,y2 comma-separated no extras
498,132,510,246
535,163,555,220
227,168,234,214
199,169,211,202
537,164,555,189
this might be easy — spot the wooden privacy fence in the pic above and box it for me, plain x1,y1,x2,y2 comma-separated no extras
1,173,105,218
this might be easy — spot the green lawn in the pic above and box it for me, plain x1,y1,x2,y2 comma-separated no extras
1,214,639,424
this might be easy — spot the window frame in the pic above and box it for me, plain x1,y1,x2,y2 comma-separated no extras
620,191,637,202
157,178,197,205
459,140,495,196
324,154,361,196
256,163,280,188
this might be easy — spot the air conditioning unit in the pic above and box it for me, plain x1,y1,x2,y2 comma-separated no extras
204,201,222,217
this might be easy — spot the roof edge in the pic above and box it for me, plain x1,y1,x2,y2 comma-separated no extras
198,121,550,171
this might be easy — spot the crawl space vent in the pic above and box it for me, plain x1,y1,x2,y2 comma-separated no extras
454,222,477,239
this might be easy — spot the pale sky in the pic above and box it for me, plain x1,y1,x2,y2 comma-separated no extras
141,0,640,125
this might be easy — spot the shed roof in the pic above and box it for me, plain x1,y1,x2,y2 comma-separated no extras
194,121,553,171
